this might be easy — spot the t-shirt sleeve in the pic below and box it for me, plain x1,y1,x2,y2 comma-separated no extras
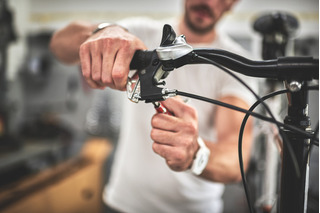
214,69,259,107
213,31,260,106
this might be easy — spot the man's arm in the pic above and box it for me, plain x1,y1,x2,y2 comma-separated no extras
201,96,253,183
50,21,146,90
150,96,254,183
50,21,97,64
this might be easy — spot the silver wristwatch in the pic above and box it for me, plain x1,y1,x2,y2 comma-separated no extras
92,23,127,34
191,137,210,175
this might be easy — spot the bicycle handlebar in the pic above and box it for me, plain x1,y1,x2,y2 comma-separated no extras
195,49,318,80
130,48,319,80
128,24,319,103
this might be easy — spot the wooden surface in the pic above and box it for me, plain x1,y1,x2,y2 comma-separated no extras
0,138,112,213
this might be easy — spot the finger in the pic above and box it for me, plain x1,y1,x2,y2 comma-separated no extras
112,47,133,90
91,53,102,83
152,143,188,171
90,44,106,87
79,44,92,80
152,142,175,158
161,98,197,120
80,45,103,89
101,47,118,89
150,128,178,146
85,78,102,89
151,113,181,132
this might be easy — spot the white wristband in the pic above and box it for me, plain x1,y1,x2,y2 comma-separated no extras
190,137,211,175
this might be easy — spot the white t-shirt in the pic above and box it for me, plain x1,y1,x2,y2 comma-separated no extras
103,17,257,213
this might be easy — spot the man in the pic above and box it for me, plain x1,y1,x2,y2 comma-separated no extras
50,0,255,212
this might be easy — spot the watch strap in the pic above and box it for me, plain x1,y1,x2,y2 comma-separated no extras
92,23,128,34
191,137,210,175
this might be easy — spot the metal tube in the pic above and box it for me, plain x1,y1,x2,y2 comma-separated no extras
280,82,311,213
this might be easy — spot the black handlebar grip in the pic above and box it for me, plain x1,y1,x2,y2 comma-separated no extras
277,57,319,80
129,50,154,70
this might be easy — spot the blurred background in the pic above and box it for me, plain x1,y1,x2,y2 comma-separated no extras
0,0,318,213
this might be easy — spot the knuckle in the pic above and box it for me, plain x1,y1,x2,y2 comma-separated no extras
89,84,99,89
151,115,159,127
184,137,194,147
81,66,91,79
152,142,159,153
102,38,110,49
91,74,100,82
102,37,116,49
150,129,157,140
82,70,90,79
112,68,126,80
79,43,88,55
175,150,186,162
185,122,197,134
120,38,131,48
85,80,97,89
92,41,100,51
167,160,175,168
168,162,183,172
101,76,112,85
186,106,197,119
151,119,156,128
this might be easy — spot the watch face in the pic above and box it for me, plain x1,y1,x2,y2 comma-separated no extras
198,155,206,166
198,153,209,168
192,148,210,175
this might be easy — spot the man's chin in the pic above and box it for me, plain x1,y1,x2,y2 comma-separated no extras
185,14,215,35
188,23,215,35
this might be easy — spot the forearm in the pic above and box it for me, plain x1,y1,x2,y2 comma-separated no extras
200,135,252,183
200,96,254,183
50,21,97,64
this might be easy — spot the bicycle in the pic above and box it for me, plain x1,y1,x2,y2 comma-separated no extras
126,24,319,213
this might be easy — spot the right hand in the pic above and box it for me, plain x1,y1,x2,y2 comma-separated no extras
150,97,200,172
79,25,146,90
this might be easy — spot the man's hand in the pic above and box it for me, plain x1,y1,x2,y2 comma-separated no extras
150,97,200,171
79,25,146,90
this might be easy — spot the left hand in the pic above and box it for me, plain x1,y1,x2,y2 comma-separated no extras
150,97,200,171
79,25,146,90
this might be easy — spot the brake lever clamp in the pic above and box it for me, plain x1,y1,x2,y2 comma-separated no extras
126,67,177,103
126,77,141,103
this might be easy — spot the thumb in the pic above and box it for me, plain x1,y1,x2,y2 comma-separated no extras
160,96,189,119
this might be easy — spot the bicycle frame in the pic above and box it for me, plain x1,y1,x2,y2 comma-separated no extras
280,81,311,213
128,24,319,213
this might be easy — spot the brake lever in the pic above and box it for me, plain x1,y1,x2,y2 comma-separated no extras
127,50,176,103
153,101,173,115
126,24,194,103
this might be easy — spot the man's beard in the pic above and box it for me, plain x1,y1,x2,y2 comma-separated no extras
185,4,216,35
